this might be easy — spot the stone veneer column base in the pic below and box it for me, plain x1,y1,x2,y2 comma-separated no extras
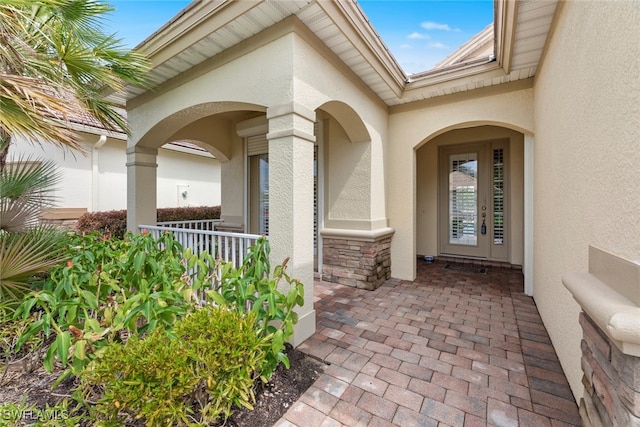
564,246,640,427
321,228,394,290
579,312,640,426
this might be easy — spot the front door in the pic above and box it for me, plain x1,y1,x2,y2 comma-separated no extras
439,141,508,260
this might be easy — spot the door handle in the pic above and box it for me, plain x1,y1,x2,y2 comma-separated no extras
481,206,487,234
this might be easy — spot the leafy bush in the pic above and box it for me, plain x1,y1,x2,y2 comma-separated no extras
157,205,221,223
81,307,266,425
12,232,306,424
75,206,221,239
74,209,127,239
207,237,304,380
14,231,207,376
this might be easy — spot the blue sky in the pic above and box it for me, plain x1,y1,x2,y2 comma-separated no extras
105,0,493,74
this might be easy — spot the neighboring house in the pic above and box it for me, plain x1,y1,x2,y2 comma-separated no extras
121,0,639,419
9,112,222,226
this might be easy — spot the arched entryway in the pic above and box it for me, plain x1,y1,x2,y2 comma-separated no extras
126,102,266,232
416,125,525,266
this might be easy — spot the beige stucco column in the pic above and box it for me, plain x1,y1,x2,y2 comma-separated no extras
266,102,316,346
126,146,158,232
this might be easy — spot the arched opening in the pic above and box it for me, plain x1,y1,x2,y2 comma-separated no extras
127,102,267,233
317,101,371,144
415,125,526,267
314,102,392,290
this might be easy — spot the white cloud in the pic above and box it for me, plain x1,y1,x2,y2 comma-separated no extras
421,21,461,32
408,32,430,40
428,42,448,49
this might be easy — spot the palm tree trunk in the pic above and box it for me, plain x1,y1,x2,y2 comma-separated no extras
0,128,10,173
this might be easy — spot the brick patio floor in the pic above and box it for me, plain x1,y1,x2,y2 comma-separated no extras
275,260,581,427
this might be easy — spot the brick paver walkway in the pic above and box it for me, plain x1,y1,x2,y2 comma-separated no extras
275,260,581,426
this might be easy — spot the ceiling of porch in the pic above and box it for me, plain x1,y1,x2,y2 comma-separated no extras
126,0,559,107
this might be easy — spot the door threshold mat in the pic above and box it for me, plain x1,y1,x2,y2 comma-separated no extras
443,263,487,274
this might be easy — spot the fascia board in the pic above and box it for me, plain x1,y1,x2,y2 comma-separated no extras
400,64,507,103
495,0,518,74
161,143,215,159
136,0,261,68
317,0,406,97
66,122,126,141
406,59,499,87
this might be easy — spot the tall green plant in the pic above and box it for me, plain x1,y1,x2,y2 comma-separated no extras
206,237,305,380
14,232,203,376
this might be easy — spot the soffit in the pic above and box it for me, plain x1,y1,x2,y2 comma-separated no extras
127,0,557,107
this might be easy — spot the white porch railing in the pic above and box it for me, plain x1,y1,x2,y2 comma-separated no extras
157,219,223,231
138,224,262,269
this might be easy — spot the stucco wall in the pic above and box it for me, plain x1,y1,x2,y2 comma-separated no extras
324,116,371,226
127,35,295,149
533,1,640,398
128,24,390,234
388,85,534,280
156,148,221,208
219,133,245,229
293,32,389,230
415,126,524,265
9,133,221,212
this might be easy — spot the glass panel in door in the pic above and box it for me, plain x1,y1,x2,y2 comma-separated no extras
439,145,489,258
439,141,510,260
448,153,478,246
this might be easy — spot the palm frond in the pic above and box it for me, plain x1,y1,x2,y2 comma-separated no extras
0,227,64,301
1,156,61,201
0,157,61,232
0,0,150,148
0,194,43,232
0,74,82,151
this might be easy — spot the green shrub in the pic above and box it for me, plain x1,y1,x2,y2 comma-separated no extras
157,205,221,223
12,233,305,424
14,231,206,376
75,209,127,239
207,237,304,380
81,307,266,425
75,205,221,238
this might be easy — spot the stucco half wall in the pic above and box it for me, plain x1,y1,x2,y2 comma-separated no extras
388,82,534,281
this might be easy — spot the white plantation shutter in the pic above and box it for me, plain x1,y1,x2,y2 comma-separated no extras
492,148,505,245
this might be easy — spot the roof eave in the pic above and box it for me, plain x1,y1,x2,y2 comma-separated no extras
135,1,261,68
494,0,518,75
317,0,407,98
123,0,521,107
